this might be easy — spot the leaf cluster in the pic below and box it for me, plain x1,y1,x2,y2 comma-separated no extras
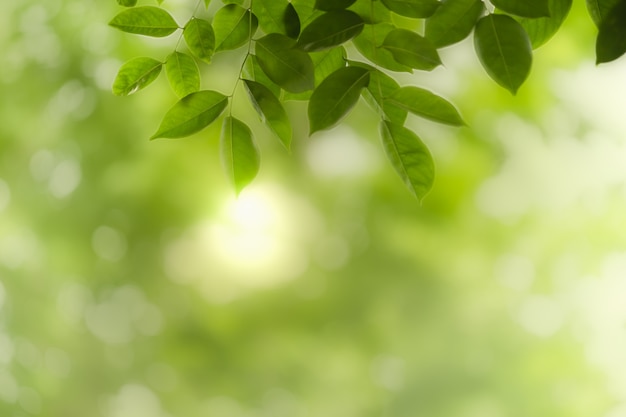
109,0,623,199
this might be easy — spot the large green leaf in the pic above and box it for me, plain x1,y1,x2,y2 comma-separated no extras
292,0,324,27
112,57,163,96
244,80,292,150
184,18,215,63
425,0,485,48
151,90,228,139
165,52,200,97
596,0,626,63
380,121,434,202
518,0,572,48
284,46,347,100
117,0,138,7
315,0,357,11
382,28,441,70
220,117,260,194
252,0,290,35
297,10,364,52
381,0,440,18
353,24,413,72
255,33,315,93
385,86,465,126
491,0,550,17
243,55,282,97
308,66,370,133
360,66,408,124
587,0,621,26
109,6,179,37
474,14,532,94
213,4,258,51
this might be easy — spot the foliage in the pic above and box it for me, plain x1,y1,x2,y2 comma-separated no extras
110,0,626,199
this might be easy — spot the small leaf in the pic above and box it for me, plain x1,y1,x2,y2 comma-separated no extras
220,117,260,194
117,0,138,7
109,6,179,37
308,66,370,133
382,28,441,70
244,80,292,150
151,90,228,139
587,0,621,26
353,24,413,72
284,3,301,38
381,0,440,18
314,0,357,11
385,86,465,126
184,18,215,63
360,66,408,124
596,0,626,63
252,0,290,35
474,14,532,94
297,10,364,51
255,33,315,93
112,57,163,96
425,0,485,48
491,0,550,17
165,52,200,97
380,120,434,202
213,4,258,51
518,0,572,48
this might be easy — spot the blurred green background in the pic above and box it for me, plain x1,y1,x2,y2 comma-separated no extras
2,1,626,416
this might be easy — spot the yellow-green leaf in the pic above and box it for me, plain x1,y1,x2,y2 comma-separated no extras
213,4,258,51
255,33,315,93
382,28,441,70
244,80,292,150
385,86,465,126
220,117,260,194
184,18,215,63
109,6,179,37
165,52,200,97
112,57,163,96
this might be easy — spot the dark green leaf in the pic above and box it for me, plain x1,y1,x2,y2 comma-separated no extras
112,57,162,96
587,0,621,26
243,55,282,97
184,18,215,63
382,28,441,70
292,0,324,27
220,117,260,194
518,0,572,48
244,80,292,150
381,0,440,18
117,0,138,7
165,52,200,97
474,14,532,94
255,33,315,93
353,24,413,72
596,0,626,63
349,0,392,23
425,0,485,48
151,90,228,139
491,0,550,17
380,120,434,202
109,6,179,37
252,0,290,35
314,0,357,11
360,66,408,124
308,66,370,133
297,10,364,52
284,3,302,39
213,4,258,51
385,86,465,126
284,46,347,100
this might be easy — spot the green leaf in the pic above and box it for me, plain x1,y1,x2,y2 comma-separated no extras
360,66,408,124
292,0,324,27
284,3,302,38
112,57,163,96
243,55,282,97
220,117,260,194
204,0,212,8
184,18,215,63
518,0,572,48
151,90,228,139
255,33,315,93
385,86,465,126
425,0,485,48
491,0,550,17
596,0,626,63
308,66,370,133
349,0,392,23
381,0,441,18
297,10,364,52
382,28,441,70
109,6,179,37
380,120,434,202
284,46,347,100
165,52,200,97
353,24,413,72
213,4,258,51
314,0,357,11
117,0,138,7
244,80,292,150
587,0,621,26
252,0,290,35
474,14,532,94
